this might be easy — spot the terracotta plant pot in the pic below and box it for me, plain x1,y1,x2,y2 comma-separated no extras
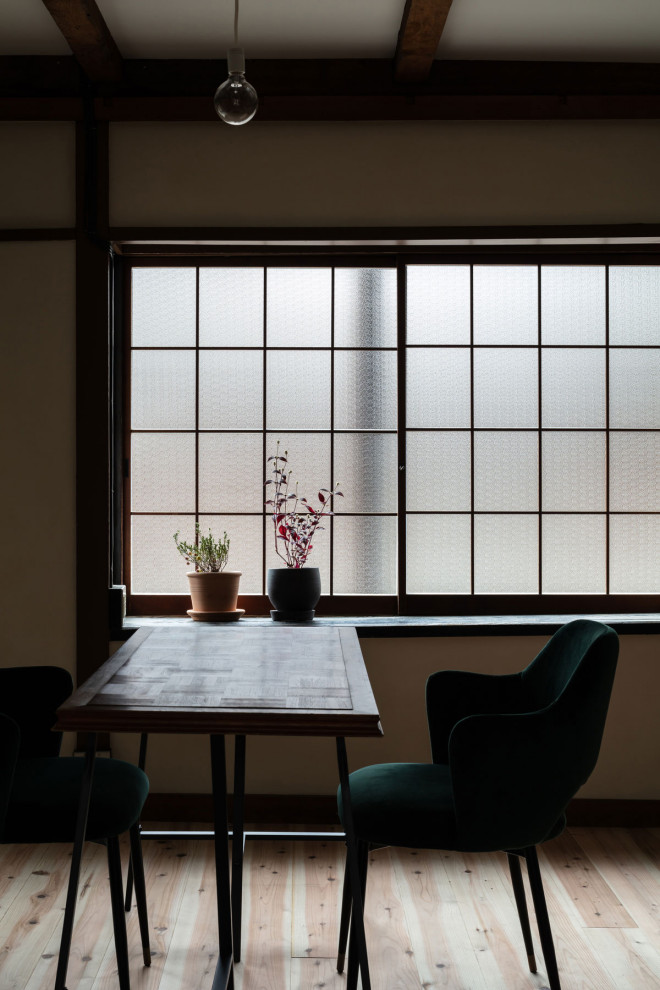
267,566,321,621
186,570,243,621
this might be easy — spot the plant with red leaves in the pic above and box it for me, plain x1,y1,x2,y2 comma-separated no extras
264,441,343,568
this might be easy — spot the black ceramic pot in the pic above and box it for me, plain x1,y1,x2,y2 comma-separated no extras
267,566,321,621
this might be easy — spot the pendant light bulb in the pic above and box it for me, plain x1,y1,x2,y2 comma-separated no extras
214,46,258,125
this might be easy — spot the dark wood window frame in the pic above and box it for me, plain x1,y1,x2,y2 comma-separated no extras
115,245,660,618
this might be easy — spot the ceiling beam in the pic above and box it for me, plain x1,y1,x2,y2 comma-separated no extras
40,0,122,82
395,0,454,83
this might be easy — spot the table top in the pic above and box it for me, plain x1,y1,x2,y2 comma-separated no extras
56,624,383,737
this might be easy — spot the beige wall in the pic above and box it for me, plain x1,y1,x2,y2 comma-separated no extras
3,119,660,799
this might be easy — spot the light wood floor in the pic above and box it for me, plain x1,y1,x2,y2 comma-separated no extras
1,827,660,989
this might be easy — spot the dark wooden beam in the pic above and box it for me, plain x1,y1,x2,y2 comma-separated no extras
395,0,454,82
40,0,122,82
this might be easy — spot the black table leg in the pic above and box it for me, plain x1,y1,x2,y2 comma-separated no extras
231,734,246,963
125,732,149,912
210,734,234,990
336,737,371,990
54,732,97,990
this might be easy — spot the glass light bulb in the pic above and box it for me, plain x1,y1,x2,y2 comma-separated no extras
214,48,258,125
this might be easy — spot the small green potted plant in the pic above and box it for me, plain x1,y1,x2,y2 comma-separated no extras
264,442,343,620
173,524,243,621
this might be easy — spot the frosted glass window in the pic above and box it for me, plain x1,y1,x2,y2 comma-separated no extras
132,268,196,347
541,267,605,345
406,348,470,428
542,433,606,512
474,432,538,512
610,267,660,345
334,351,396,430
611,516,660,593
131,350,196,430
131,434,195,512
199,351,262,430
473,266,538,345
266,515,330,589
199,268,263,347
610,433,660,511
542,516,606,594
199,433,264,512
334,434,397,513
406,265,471,345
474,515,538,594
610,349,660,428
201,514,263,594
541,348,606,428
473,349,538,428
267,269,331,347
335,269,396,347
267,351,331,430
264,432,331,512
132,514,193,594
407,431,471,512
407,515,471,593
333,517,397,594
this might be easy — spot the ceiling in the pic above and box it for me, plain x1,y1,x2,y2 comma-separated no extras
2,0,660,62
1,0,659,122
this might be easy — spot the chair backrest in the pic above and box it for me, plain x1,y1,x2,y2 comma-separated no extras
448,619,619,851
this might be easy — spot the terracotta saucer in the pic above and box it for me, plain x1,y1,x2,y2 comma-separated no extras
186,609,245,622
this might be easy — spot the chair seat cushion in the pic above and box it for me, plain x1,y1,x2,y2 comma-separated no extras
339,763,458,850
2,757,149,843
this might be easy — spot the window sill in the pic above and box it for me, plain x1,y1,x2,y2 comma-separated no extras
115,612,660,641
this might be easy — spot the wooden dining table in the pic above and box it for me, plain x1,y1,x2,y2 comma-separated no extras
55,622,383,990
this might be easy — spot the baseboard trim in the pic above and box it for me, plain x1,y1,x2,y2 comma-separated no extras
143,793,660,828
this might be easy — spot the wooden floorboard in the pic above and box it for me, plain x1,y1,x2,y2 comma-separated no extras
1,827,660,989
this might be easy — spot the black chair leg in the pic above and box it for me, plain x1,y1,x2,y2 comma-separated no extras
107,835,131,990
346,841,369,990
525,846,561,990
129,824,151,967
336,848,353,973
507,852,537,973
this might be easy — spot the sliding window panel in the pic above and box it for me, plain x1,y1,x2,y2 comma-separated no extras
199,268,264,347
542,432,606,512
132,514,193,594
333,516,397,595
542,515,606,594
406,348,470,428
265,432,331,509
474,432,538,512
335,268,396,347
474,515,538,594
407,431,471,512
334,351,396,431
201,514,263,594
407,514,471,594
611,515,660,593
334,433,397,513
131,433,195,512
610,433,660,511
131,350,196,430
266,268,331,347
541,266,605,345
610,266,660,345
473,265,538,345
267,351,331,431
609,349,660,428
473,348,538,429
199,350,263,430
541,348,606,428
199,433,264,513
406,265,471,345
131,268,196,347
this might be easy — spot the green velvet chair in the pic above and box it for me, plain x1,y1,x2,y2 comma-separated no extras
0,666,151,990
337,618,619,990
